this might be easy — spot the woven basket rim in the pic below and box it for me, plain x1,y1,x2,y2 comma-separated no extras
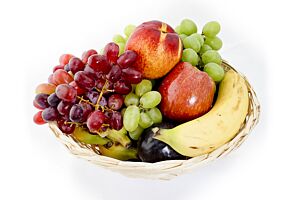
48,60,260,179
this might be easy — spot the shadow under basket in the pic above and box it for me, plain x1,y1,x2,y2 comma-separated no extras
49,61,260,180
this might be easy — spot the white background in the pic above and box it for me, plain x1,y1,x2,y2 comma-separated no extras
1,0,299,199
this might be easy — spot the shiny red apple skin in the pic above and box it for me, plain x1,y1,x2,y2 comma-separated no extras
158,62,216,122
125,20,183,79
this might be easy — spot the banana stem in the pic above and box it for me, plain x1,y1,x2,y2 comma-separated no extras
106,128,131,148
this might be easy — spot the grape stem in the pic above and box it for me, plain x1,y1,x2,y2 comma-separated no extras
77,96,95,106
138,105,149,112
64,121,82,126
95,88,114,93
95,80,109,111
76,94,114,113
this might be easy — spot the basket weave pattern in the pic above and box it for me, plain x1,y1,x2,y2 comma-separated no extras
49,61,260,180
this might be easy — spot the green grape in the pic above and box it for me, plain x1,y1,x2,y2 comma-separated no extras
180,19,197,35
135,79,152,97
204,36,223,50
123,105,140,132
124,93,139,106
202,21,221,37
121,108,126,117
199,44,212,55
124,24,136,37
201,50,222,65
116,42,125,56
204,63,225,82
113,34,126,44
140,91,161,109
147,107,162,124
191,33,204,46
175,25,183,34
183,36,201,52
139,112,153,129
179,34,187,41
182,48,199,66
129,126,144,140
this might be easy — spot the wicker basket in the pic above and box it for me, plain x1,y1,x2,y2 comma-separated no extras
49,61,260,180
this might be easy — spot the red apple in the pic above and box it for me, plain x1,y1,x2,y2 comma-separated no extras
158,62,215,122
125,20,182,79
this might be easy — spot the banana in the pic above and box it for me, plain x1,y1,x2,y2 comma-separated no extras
98,144,138,161
106,127,132,148
154,69,249,157
73,127,111,146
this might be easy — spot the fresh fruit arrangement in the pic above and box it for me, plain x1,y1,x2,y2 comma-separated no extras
33,19,250,163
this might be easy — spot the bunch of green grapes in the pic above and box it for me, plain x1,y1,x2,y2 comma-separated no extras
175,19,225,82
122,80,163,140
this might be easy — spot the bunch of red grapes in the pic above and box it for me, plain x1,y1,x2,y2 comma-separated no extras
33,42,142,135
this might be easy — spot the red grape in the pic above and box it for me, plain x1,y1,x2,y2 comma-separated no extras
107,64,122,83
35,93,50,109
95,78,106,89
69,81,86,95
69,57,85,74
36,83,56,95
57,120,75,134
47,93,60,107
87,54,111,74
86,90,99,104
69,103,92,123
95,79,113,95
74,71,95,91
53,65,64,72
69,104,84,122
85,91,107,107
55,84,77,102
33,100,45,110
42,107,59,122
114,80,132,94
64,64,70,72
110,111,123,130
48,74,56,85
59,54,74,65
53,69,74,85
121,68,142,84
82,49,98,64
87,111,106,133
117,50,137,69
80,102,93,121
57,101,73,116
103,42,119,64
84,64,103,79
108,94,123,110
33,111,46,125
98,96,108,107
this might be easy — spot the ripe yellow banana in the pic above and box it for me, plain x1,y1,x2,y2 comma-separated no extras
154,69,249,157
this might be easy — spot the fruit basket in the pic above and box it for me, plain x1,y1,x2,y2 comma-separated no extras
49,60,260,180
